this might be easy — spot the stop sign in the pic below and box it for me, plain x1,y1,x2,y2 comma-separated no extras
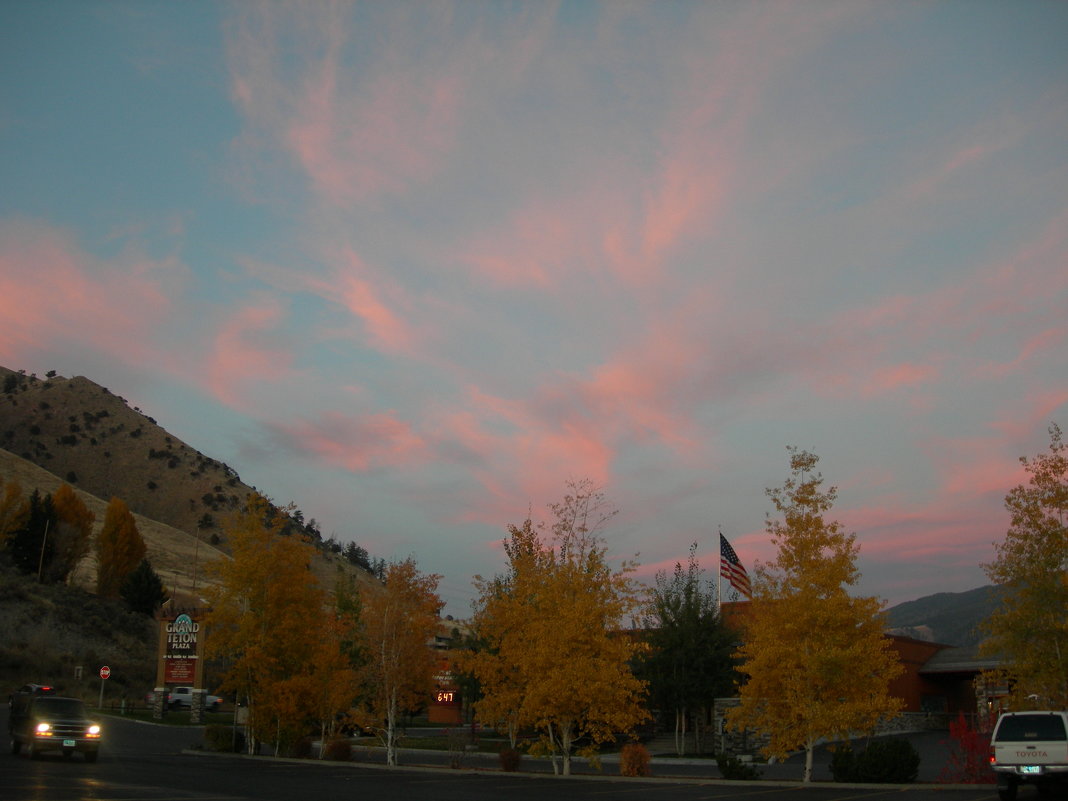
99,666,111,680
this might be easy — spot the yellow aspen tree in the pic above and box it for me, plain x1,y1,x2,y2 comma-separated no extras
727,448,903,783
0,477,27,549
49,483,95,583
204,495,327,753
982,423,1068,707
95,496,146,598
357,557,442,766
470,481,648,776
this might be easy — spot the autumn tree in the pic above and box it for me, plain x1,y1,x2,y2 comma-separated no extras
48,483,95,584
982,423,1068,707
0,477,27,550
727,448,903,783
639,543,738,755
204,495,333,754
96,497,147,598
466,481,648,776
356,557,442,766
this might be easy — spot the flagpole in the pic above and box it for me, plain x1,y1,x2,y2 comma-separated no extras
717,527,723,613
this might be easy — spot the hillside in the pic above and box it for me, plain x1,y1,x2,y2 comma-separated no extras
885,585,1000,648
0,366,373,602
0,366,257,541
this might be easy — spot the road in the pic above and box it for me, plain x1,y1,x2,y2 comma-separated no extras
1,708,1013,801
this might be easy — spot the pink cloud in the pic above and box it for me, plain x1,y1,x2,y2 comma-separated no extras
205,295,297,409
267,410,427,472
227,3,463,206
0,219,182,367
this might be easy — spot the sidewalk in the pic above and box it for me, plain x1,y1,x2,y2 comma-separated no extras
639,729,958,783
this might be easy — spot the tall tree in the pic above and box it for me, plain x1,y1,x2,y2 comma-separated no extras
120,558,169,615
982,423,1068,707
204,495,329,754
95,497,146,598
357,557,442,766
48,483,95,584
7,489,55,577
0,477,27,550
640,543,738,755
727,448,903,782
467,480,648,776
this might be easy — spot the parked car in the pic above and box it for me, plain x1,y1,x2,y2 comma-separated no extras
167,687,223,711
9,694,101,761
990,710,1068,801
144,687,223,711
9,684,55,709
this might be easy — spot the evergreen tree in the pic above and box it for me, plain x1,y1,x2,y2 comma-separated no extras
7,489,55,577
120,559,169,615
640,543,737,755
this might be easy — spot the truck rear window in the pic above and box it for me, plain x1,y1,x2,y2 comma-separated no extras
996,715,1067,742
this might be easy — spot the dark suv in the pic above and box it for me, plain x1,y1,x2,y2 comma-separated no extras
9,693,102,761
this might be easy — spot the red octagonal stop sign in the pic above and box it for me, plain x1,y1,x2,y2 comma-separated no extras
99,666,111,680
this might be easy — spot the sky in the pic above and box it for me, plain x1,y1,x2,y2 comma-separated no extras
1,1,1066,619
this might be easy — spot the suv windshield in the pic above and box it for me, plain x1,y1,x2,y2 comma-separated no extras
32,698,88,718
997,714,1067,742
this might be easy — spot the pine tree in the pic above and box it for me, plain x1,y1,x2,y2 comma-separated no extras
640,543,737,755
119,558,169,615
727,448,903,782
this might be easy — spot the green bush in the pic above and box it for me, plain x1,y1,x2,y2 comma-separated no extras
716,753,763,780
322,737,352,761
204,725,245,753
620,743,651,777
831,739,919,783
499,746,522,772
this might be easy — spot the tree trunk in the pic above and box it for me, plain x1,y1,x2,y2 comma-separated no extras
803,738,814,783
386,691,398,766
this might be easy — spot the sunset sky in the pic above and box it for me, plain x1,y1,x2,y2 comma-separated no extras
2,1,1066,617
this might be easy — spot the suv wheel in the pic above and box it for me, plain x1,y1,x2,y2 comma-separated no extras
10,739,20,755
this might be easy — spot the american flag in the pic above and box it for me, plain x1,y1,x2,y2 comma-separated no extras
720,532,752,600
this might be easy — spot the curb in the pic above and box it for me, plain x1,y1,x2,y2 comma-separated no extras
179,748,996,790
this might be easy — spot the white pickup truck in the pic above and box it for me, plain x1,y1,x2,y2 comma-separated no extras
990,710,1068,801
167,687,223,711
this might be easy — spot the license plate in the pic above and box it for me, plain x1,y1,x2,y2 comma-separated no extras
1021,766,1042,775
63,739,76,747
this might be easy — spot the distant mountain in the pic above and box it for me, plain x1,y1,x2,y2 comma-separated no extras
885,585,1001,648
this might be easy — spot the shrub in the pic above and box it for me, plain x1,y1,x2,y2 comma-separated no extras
322,737,352,762
939,712,995,784
292,736,314,759
620,743,651,777
831,739,919,783
716,752,762,780
204,725,245,753
499,746,522,772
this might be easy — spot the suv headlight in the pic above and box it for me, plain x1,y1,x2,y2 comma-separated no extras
35,722,51,734
88,725,101,735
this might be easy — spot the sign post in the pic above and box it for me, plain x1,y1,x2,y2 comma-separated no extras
98,665,110,709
